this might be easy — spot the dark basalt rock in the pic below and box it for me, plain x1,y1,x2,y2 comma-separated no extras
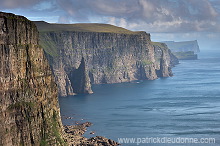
63,122,120,146
69,57,93,94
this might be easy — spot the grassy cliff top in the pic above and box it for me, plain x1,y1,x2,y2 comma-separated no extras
0,12,29,21
34,21,143,34
151,42,168,49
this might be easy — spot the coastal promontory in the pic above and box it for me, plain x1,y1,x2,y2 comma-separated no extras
35,21,179,96
0,12,64,145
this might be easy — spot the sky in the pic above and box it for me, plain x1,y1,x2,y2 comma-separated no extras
1,0,220,49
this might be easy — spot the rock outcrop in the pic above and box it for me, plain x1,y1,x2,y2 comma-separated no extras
35,21,178,96
153,42,179,77
63,122,119,146
0,12,64,145
69,57,93,94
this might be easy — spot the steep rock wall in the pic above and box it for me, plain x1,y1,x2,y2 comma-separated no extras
36,22,178,96
0,12,64,145
153,42,179,77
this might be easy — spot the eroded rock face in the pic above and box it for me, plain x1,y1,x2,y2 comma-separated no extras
35,22,178,96
0,12,64,145
69,57,93,94
154,42,179,77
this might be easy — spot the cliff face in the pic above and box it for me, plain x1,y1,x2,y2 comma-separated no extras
153,42,179,77
0,12,64,145
35,22,178,96
163,40,200,60
163,40,200,53
69,57,93,94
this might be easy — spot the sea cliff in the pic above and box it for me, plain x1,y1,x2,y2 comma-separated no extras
0,11,178,145
35,21,179,96
0,12,64,145
163,40,200,53
163,40,200,60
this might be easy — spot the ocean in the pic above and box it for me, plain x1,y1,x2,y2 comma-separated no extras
59,49,220,145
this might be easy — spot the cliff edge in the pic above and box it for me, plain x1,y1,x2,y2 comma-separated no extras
0,12,64,145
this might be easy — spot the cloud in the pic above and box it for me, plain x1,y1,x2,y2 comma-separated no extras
118,18,127,28
0,0,47,9
1,0,220,33
58,15,70,23
108,17,116,26
53,0,219,32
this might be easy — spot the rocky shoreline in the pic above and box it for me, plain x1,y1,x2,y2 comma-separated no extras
63,122,120,146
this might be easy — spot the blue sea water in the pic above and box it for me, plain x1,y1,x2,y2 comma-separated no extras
59,50,220,145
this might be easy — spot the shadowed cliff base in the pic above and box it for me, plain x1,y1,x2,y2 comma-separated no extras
69,57,93,94
35,21,179,97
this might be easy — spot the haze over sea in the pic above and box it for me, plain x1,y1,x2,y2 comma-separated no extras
59,49,220,145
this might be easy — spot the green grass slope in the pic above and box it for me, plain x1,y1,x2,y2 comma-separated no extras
35,21,142,34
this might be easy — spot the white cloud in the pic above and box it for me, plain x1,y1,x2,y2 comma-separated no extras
1,0,220,33
119,18,127,28
108,17,116,26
